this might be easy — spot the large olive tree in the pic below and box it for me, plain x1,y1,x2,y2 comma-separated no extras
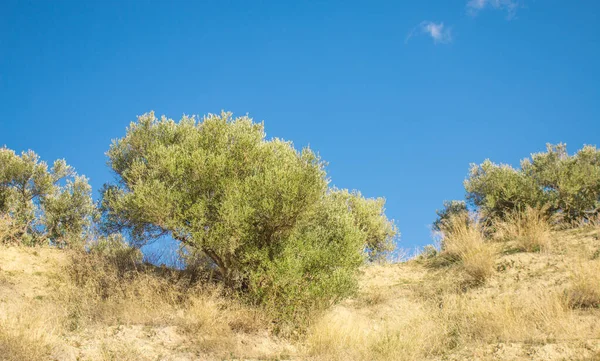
101,112,397,319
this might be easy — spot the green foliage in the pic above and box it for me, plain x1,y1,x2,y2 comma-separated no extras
331,189,397,261
245,189,366,330
464,143,600,224
433,200,469,232
101,111,397,324
522,144,600,222
464,160,544,220
0,147,96,246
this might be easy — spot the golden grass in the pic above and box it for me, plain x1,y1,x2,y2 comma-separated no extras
494,206,552,252
97,341,150,361
307,301,439,361
0,214,19,244
0,246,283,360
0,301,64,361
62,251,270,357
306,225,600,361
2,225,600,360
565,260,600,309
436,214,496,284
306,284,578,361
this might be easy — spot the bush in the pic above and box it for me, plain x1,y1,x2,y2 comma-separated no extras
432,200,469,233
68,236,144,302
417,245,438,260
464,160,545,221
0,147,96,247
100,112,397,326
63,242,270,356
465,143,600,225
523,144,600,223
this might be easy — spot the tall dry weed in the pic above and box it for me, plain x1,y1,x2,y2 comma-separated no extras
565,260,600,309
494,206,552,252
0,301,65,361
437,214,495,284
431,289,569,345
62,249,268,356
306,285,573,361
0,214,20,245
307,304,444,361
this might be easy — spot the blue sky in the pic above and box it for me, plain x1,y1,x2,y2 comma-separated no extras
1,0,599,252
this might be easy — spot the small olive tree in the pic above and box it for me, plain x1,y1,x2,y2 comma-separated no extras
432,200,469,233
101,112,397,321
522,143,600,222
0,147,96,246
464,160,545,220
464,143,600,224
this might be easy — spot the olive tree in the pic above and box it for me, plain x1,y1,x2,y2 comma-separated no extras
0,147,96,246
101,112,397,318
464,159,545,220
522,143,600,222
464,143,600,223
432,200,469,232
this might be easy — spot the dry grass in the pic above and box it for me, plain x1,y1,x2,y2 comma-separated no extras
0,214,19,244
306,282,578,361
62,250,271,357
3,226,600,360
436,214,496,284
307,299,439,361
306,226,600,361
97,341,150,361
0,300,65,361
494,206,552,252
0,246,290,361
565,260,600,309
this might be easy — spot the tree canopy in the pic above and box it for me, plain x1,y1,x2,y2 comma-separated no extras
0,147,96,246
100,112,397,319
463,143,600,223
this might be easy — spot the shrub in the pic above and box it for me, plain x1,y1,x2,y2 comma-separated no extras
67,243,142,302
100,112,397,326
464,160,545,221
0,147,96,247
432,200,469,233
465,143,600,225
417,245,438,260
523,144,600,223
63,247,268,356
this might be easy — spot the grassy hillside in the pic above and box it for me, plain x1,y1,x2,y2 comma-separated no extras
1,225,600,360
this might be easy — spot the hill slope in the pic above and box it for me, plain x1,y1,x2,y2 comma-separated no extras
1,227,600,361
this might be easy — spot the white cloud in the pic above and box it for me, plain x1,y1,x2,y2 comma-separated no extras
467,0,521,18
406,21,453,45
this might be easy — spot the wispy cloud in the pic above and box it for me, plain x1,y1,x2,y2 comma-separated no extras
467,0,521,18
406,21,453,45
